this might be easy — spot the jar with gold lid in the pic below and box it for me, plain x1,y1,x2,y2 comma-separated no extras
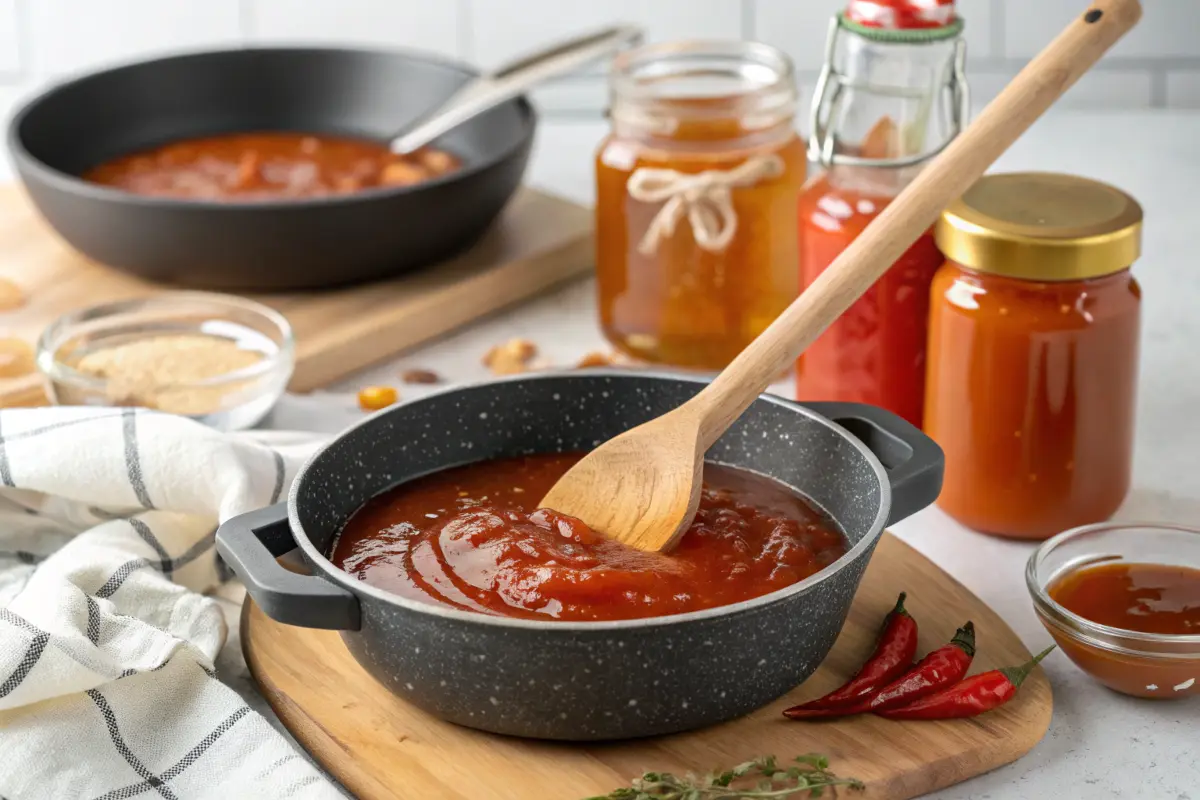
925,172,1143,540
594,40,805,370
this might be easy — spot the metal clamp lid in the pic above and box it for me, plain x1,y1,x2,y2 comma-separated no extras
808,13,970,169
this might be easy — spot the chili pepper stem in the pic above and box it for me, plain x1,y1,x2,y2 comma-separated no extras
951,621,976,657
998,645,1056,688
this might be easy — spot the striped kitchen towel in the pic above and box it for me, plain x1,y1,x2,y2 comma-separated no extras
0,407,340,799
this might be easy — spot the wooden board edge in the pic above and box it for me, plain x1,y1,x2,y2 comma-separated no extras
240,602,404,800
0,235,595,407
0,376,50,407
287,233,594,392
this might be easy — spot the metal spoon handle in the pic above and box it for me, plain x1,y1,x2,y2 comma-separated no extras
391,24,643,154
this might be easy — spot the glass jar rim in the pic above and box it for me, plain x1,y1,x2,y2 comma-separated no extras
609,39,797,126
1025,521,1200,658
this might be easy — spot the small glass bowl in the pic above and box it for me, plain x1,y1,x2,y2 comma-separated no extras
37,293,294,432
1026,522,1200,700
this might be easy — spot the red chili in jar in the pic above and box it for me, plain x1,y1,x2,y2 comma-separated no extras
794,10,968,428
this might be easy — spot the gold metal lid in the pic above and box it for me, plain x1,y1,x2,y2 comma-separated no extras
935,172,1142,281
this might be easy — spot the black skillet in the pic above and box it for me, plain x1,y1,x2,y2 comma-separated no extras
7,28,637,291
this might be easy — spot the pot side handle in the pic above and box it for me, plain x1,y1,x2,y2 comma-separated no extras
800,402,945,527
216,503,361,631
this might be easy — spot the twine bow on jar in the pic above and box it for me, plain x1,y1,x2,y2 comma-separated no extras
626,154,785,256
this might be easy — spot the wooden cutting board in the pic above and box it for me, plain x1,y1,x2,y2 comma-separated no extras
242,533,1053,800
0,185,593,406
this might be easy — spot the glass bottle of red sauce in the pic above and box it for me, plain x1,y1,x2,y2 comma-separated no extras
795,0,968,427
594,41,806,370
926,173,1143,540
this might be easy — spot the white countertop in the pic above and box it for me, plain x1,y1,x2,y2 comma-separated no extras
252,110,1200,799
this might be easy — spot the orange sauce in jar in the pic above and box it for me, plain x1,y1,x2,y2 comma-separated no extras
926,265,1141,538
595,42,804,370
926,174,1143,540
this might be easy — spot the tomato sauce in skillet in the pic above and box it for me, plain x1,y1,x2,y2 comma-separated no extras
83,132,460,201
330,453,847,622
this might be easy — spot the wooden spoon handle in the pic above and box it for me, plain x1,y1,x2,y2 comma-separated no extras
691,0,1142,447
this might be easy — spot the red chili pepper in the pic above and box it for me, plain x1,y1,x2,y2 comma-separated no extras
793,592,917,710
784,621,975,720
876,645,1055,720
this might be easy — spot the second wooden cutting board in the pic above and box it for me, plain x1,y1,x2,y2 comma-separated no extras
0,185,593,406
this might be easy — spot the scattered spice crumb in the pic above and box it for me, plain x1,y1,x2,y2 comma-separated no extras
576,350,638,369
577,350,637,369
0,337,35,378
401,368,440,385
0,278,26,312
71,334,264,415
483,338,538,375
358,385,399,411
576,351,612,369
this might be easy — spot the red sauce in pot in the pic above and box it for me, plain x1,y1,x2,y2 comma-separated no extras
330,453,846,622
83,132,460,201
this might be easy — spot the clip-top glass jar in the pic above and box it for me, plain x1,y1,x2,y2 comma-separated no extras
925,172,1143,540
594,41,805,370
795,3,968,427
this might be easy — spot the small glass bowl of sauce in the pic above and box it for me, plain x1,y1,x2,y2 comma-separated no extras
1026,522,1200,699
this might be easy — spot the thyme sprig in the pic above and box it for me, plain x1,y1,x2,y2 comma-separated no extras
586,754,864,800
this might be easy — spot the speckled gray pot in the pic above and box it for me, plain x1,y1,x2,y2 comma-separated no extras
217,372,943,741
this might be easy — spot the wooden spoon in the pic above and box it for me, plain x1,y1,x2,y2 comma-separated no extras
541,0,1143,552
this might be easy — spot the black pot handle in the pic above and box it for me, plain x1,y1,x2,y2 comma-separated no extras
800,402,944,527
215,503,361,631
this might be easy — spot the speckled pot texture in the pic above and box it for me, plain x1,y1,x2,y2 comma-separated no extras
217,372,943,740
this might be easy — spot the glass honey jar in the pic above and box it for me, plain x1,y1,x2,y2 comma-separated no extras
925,172,1143,540
594,40,805,370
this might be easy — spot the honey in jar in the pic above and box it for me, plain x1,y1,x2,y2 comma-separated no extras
926,173,1143,540
595,41,805,370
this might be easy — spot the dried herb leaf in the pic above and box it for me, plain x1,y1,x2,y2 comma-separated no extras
585,754,863,799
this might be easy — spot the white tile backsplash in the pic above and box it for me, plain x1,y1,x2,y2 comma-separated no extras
1,0,1197,125
1166,71,1200,109
968,67,1156,111
248,0,461,56
0,0,20,74
1003,0,1200,59
29,0,242,77
529,76,609,117
468,0,744,69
